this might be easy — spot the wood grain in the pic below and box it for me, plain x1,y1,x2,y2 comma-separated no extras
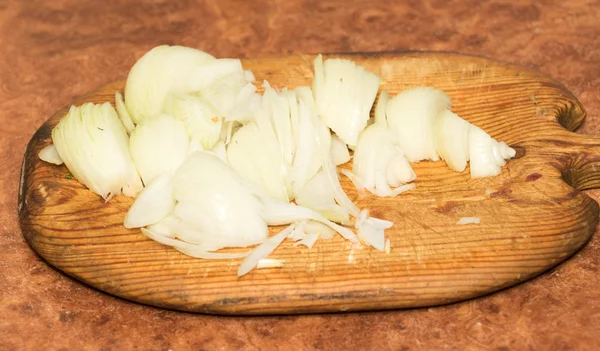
18,52,599,315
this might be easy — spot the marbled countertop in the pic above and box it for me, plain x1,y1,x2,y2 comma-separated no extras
1,0,599,349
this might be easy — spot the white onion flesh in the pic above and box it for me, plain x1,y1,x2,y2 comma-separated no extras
172,152,269,249
227,121,289,201
312,54,381,148
238,224,294,277
287,99,329,198
52,102,143,200
340,169,367,199
330,134,351,165
141,228,249,259
124,174,175,229
198,70,260,123
352,123,416,197
374,91,390,126
115,92,135,135
163,93,222,150
469,125,516,178
294,233,319,249
129,114,190,185
48,45,524,277
386,87,451,162
295,170,351,224
256,194,358,242
38,144,63,165
302,220,336,239
457,217,481,225
433,109,471,172
124,45,216,124
256,258,285,269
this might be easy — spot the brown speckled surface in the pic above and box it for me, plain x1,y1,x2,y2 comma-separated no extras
1,0,599,349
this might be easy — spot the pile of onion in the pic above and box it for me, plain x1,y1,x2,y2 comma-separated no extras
39,46,515,276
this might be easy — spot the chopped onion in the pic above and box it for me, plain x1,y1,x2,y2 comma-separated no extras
456,217,481,225
312,54,381,148
129,114,190,185
209,140,228,164
256,258,285,269
433,109,471,172
355,210,393,251
294,233,319,249
227,120,289,201
51,102,143,200
124,174,175,229
115,92,135,135
172,152,269,249
146,215,178,238
38,144,63,165
141,227,249,259
256,194,358,242
238,224,294,277
469,125,516,178
115,91,135,135
352,123,415,197
330,134,351,165
374,91,390,126
262,83,295,168
302,220,336,239
198,70,261,123
163,93,222,150
340,169,367,199
295,170,351,224
386,87,451,162
124,45,216,124
288,98,330,198
188,58,244,91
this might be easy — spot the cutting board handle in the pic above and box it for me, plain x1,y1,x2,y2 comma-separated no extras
559,133,600,191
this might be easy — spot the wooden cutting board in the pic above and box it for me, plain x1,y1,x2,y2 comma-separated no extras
18,52,600,315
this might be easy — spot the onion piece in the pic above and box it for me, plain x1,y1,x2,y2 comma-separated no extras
295,170,351,224
188,58,244,91
330,134,351,165
469,125,516,178
51,102,143,200
172,152,269,250
256,194,358,242
163,93,222,150
340,169,367,199
352,123,415,197
124,45,216,124
374,91,390,126
227,120,289,201
38,144,63,165
356,211,393,251
433,109,471,172
262,83,295,166
146,215,178,238
457,217,481,225
294,233,319,249
115,92,135,135
198,70,260,123
124,174,175,229
129,114,190,185
141,228,249,259
312,54,381,148
238,224,295,277
288,99,331,198
386,87,452,162
256,258,285,269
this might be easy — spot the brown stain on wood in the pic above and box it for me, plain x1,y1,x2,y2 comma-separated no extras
18,52,600,315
